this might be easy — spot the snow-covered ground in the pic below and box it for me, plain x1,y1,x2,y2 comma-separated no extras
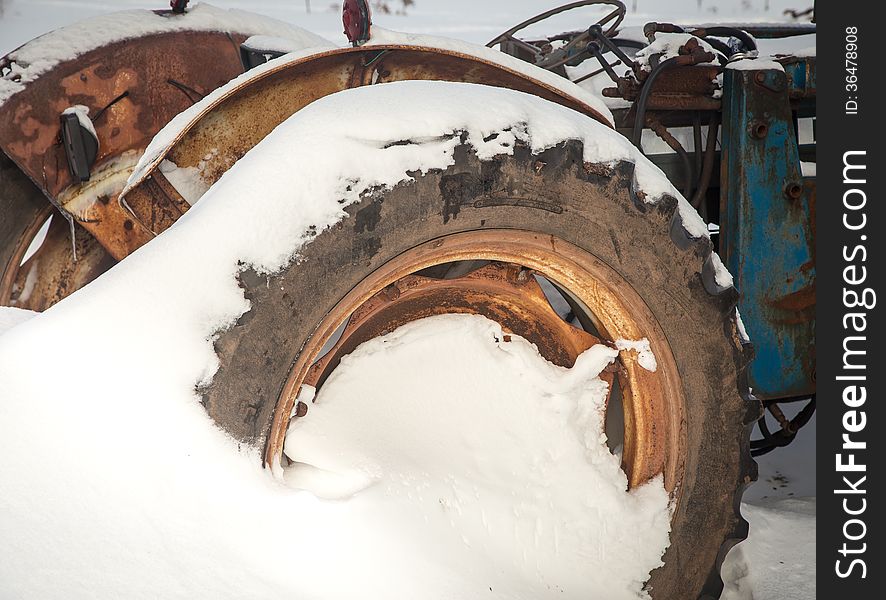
723,497,816,600
0,1,815,598
0,306,35,332
722,407,816,600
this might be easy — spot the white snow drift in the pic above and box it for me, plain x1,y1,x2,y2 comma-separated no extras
0,306,35,334
285,314,671,598
0,80,715,598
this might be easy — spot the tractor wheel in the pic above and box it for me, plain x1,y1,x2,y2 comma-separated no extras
0,151,114,311
205,138,757,599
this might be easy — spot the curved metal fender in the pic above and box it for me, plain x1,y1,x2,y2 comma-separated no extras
118,44,615,247
0,8,331,260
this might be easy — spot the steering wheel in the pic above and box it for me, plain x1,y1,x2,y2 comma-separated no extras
486,1,626,70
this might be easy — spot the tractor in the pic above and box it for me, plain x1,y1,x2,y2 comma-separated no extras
0,1,815,598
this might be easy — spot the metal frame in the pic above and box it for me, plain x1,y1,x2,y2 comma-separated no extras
719,60,816,400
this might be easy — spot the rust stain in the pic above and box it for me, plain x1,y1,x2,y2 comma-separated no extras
0,208,114,311
768,282,815,324
603,64,721,111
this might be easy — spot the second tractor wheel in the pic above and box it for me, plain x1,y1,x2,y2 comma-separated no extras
0,151,114,311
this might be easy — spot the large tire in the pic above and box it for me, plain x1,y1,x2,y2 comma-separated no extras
206,139,757,599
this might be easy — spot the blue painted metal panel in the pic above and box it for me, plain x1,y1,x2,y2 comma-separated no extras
719,64,815,399
782,58,816,99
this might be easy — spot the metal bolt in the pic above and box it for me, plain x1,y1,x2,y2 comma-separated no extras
380,283,401,301
750,119,769,139
752,70,785,92
784,182,803,200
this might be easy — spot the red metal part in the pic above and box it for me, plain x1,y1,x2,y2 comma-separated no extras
343,0,372,46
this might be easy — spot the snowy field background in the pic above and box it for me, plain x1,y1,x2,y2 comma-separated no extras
1,1,815,598
2,0,813,55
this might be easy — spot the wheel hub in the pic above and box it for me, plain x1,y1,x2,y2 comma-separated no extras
270,230,685,495
301,261,615,406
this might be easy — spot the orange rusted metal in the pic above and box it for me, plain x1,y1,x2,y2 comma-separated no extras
269,230,686,495
54,152,156,259
120,166,191,238
120,44,613,240
0,30,256,260
301,261,612,392
602,64,722,111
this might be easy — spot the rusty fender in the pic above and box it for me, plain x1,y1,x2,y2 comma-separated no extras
118,44,613,249
0,30,265,260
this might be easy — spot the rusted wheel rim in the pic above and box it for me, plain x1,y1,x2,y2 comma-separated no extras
0,207,115,311
300,260,615,391
269,229,686,495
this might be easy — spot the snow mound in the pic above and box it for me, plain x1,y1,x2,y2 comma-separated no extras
725,57,785,72
130,79,710,250
0,3,332,106
0,80,722,598
242,34,320,55
0,307,36,335
285,314,671,598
